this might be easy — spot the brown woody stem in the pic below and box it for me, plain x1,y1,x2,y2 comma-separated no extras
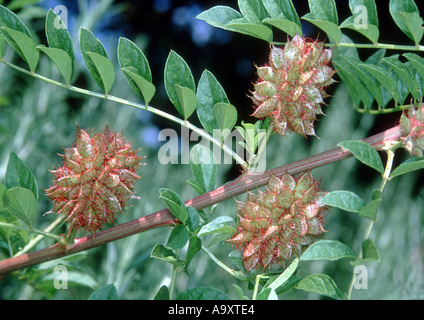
0,125,402,276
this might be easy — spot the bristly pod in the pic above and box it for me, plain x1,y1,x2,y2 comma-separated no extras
229,172,327,271
45,125,145,234
400,103,424,157
251,35,336,137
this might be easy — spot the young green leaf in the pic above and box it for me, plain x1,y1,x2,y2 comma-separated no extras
338,140,384,173
389,0,423,45
176,287,230,300
1,27,39,73
390,156,424,179
4,187,37,228
295,274,344,300
196,5,243,32
340,0,379,44
0,4,31,37
189,144,217,194
45,9,74,81
166,224,190,250
358,198,380,221
263,257,299,292
196,70,229,134
261,0,302,36
174,84,197,120
185,235,202,268
302,0,341,43
159,188,188,224
79,27,111,92
164,50,195,117
225,18,273,42
89,284,118,300
321,190,365,213
300,240,356,261
118,37,154,105
5,151,38,201
37,46,73,85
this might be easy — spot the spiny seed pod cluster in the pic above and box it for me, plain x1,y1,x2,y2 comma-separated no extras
45,125,144,234
400,104,424,157
251,35,335,137
229,172,327,271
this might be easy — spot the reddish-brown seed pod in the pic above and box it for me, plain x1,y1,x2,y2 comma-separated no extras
45,125,145,234
400,103,424,157
251,35,335,137
229,172,327,271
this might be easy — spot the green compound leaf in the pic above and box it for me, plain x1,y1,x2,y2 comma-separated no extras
302,0,341,43
79,27,112,93
37,46,72,85
4,187,37,228
340,0,379,44
1,27,39,73
301,240,356,261
86,52,115,96
89,284,118,300
338,140,384,173
0,4,31,37
5,151,38,201
45,9,74,81
151,244,185,267
196,70,229,134
159,188,188,224
118,37,154,105
390,156,424,179
176,287,230,300
166,224,190,251
321,190,365,213
164,50,195,117
296,274,344,300
261,0,302,37
389,0,423,45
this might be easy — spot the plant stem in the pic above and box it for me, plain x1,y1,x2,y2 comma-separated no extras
0,125,403,276
0,59,247,167
201,247,249,281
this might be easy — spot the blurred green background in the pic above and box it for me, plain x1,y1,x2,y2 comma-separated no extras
0,0,422,299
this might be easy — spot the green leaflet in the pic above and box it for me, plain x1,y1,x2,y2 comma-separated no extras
301,240,356,261
321,190,365,213
338,140,384,173
188,144,217,195
390,156,424,179
79,27,114,94
302,0,341,43
4,187,37,229
262,0,302,36
389,0,423,45
295,273,344,300
45,9,74,81
5,151,38,201
196,70,228,134
164,50,195,118
89,284,118,300
118,37,155,105
0,4,31,37
1,27,39,73
37,46,73,85
340,0,379,44
176,287,230,300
